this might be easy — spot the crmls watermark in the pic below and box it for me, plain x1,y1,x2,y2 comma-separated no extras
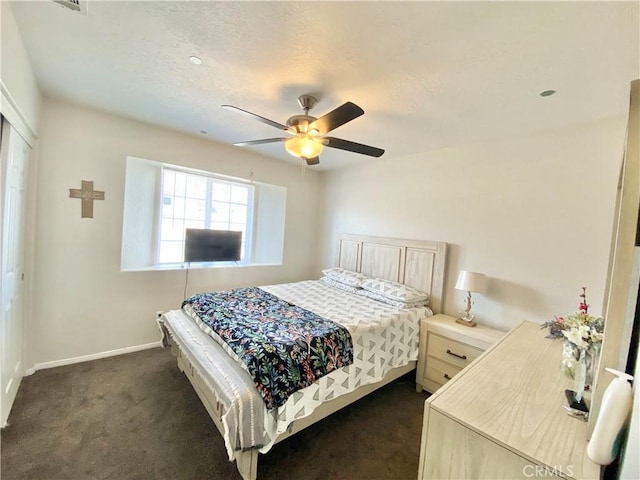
522,465,574,477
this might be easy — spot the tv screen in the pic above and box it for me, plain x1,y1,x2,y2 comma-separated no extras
184,229,242,263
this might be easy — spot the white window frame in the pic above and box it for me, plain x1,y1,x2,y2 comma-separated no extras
155,166,255,266
120,156,286,272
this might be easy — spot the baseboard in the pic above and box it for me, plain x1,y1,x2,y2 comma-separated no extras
24,341,163,375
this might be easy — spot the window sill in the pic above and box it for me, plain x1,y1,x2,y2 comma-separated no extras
120,261,282,273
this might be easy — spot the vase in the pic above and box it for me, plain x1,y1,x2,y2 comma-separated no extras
561,341,596,402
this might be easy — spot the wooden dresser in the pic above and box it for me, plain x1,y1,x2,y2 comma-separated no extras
417,321,601,480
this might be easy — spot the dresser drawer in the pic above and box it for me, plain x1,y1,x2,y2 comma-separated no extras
427,333,484,369
425,356,462,388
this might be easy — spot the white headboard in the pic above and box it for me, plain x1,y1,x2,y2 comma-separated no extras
336,234,448,313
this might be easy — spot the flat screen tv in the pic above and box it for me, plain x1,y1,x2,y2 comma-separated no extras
184,229,242,263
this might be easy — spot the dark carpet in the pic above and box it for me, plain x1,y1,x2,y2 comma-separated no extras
1,348,429,480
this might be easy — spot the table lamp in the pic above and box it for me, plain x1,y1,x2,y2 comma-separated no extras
455,271,487,327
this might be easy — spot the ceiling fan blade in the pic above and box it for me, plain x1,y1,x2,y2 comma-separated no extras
222,105,289,130
322,137,385,157
308,102,364,134
305,156,320,166
233,138,288,146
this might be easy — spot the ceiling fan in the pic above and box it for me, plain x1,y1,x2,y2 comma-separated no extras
222,95,385,166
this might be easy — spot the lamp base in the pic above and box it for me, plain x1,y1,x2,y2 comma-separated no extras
455,318,477,328
564,389,589,412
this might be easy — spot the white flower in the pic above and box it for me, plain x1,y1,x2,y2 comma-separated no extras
562,325,590,349
590,330,604,344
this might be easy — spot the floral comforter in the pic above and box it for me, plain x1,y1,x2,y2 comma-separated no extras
182,287,353,409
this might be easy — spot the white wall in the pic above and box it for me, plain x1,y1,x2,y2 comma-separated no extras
319,118,626,332
0,2,41,144
29,97,322,368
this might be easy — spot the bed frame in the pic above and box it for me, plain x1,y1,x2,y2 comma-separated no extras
171,234,447,480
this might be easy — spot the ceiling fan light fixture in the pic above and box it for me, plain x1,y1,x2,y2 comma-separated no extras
285,134,323,159
222,95,384,165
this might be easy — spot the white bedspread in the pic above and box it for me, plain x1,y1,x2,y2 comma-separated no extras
162,280,432,459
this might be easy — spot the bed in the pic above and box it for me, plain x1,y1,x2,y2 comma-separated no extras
159,234,447,480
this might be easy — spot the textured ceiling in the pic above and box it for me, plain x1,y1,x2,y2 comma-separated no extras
9,1,640,170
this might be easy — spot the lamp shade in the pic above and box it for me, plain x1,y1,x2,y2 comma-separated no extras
285,134,324,159
455,271,487,294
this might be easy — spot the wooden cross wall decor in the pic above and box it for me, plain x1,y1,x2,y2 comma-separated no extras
69,180,105,218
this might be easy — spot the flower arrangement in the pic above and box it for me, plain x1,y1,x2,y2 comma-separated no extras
541,287,605,349
541,287,604,401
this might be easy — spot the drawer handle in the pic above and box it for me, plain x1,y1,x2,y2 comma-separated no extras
444,373,452,380
446,349,467,360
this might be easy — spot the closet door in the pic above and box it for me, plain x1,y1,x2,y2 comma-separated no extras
0,120,30,426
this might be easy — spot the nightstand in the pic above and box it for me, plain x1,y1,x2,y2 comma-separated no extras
416,313,504,393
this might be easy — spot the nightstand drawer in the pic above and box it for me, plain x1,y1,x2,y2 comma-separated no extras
425,356,462,387
427,333,484,369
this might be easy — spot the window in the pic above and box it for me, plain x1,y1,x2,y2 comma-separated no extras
158,168,253,264
121,157,286,271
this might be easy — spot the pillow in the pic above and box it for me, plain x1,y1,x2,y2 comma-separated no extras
356,288,429,308
319,275,361,294
320,267,368,287
360,277,429,303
